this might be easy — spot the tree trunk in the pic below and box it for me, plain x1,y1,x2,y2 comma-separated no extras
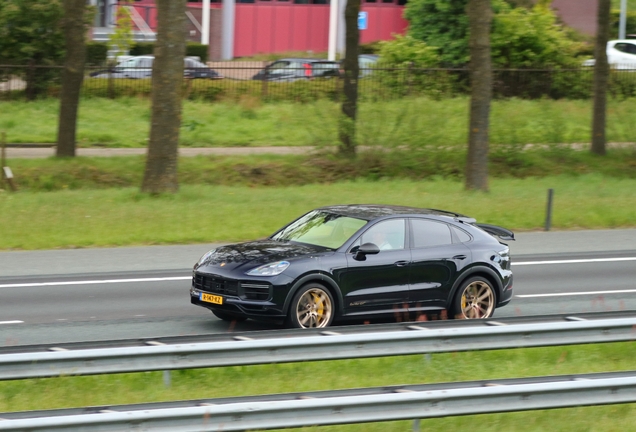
56,0,87,158
141,0,187,194
591,0,610,156
465,0,493,192
338,0,360,158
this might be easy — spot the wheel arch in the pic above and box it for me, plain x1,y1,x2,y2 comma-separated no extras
283,273,344,317
449,266,504,307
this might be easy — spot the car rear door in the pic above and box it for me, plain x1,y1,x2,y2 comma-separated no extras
407,218,471,314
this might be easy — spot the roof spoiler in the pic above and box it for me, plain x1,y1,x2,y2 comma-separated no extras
475,223,515,241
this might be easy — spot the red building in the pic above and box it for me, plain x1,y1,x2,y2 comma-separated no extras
92,0,407,60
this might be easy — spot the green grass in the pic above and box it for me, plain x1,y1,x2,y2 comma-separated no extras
2,97,636,148
1,175,635,250
1,342,635,431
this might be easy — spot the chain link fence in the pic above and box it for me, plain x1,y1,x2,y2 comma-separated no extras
2,63,636,102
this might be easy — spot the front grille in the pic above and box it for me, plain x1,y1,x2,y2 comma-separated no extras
193,273,238,296
240,283,271,301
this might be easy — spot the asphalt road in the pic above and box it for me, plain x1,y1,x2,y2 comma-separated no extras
1,229,635,346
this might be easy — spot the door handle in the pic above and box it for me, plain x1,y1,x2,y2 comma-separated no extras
394,260,410,267
452,255,467,260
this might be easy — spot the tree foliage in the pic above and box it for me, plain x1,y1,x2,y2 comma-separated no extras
491,3,583,67
404,0,583,68
0,0,64,65
109,1,134,63
404,0,471,66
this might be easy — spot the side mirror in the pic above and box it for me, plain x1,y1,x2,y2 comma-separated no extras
353,242,380,261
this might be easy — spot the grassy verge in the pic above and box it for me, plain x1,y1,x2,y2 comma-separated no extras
1,342,634,431
2,97,636,147
1,175,635,250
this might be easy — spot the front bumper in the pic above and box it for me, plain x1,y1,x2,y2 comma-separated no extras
190,271,293,319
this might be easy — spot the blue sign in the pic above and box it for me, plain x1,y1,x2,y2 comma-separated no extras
358,12,368,31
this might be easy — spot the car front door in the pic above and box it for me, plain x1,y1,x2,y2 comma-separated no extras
408,218,471,316
340,219,411,317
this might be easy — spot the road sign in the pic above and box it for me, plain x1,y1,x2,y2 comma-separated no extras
358,12,368,30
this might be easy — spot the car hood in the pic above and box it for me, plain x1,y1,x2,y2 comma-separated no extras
196,239,327,272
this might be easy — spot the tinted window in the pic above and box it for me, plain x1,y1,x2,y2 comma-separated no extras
357,219,406,251
451,226,472,243
411,219,452,248
616,43,636,54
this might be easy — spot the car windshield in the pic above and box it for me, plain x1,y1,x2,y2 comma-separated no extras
271,210,367,249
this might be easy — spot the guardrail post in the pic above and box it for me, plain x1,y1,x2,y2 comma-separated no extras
545,188,554,231
412,418,421,432
163,370,171,387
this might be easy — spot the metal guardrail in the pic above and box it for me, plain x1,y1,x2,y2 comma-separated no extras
1,315,635,381
1,371,636,431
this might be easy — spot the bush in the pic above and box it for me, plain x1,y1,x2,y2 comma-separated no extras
129,42,154,56
186,43,208,63
373,35,459,99
86,42,108,66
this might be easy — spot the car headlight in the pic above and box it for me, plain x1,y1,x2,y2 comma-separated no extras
196,249,216,266
246,261,290,276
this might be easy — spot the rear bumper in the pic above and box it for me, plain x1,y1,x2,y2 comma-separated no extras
497,274,514,308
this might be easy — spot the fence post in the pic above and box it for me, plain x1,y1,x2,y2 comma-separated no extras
107,68,115,99
407,61,414,96
544,188,554,231
261,61,268,100
0,132,5,190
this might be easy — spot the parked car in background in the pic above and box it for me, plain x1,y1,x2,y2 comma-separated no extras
358,54,380,76
251,58,340,82
90,55,223,79
338,54,380,77
191,204,515,329
582,39,636,69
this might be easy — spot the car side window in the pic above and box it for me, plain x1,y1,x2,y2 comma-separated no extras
451,226,472,243
357,219,406,251
616,43,636,54
411,219,453,248
312,62,339,77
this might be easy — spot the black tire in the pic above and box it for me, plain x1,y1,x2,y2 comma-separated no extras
212,310,248,322
451,276,496,319
287,283,335,329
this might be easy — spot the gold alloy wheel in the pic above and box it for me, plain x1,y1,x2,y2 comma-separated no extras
460,280,495,319
295,288,333,328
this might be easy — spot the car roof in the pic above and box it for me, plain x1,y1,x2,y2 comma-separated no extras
316,204,466,221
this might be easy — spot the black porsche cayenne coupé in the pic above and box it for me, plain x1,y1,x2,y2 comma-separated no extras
191,205,514,328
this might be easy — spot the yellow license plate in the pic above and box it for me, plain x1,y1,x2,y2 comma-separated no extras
200,293,223,305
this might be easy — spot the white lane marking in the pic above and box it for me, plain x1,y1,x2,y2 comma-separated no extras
515,257,636,266
0,320,24,325
0,276,191,289
517,289,636,298
0,256,633,289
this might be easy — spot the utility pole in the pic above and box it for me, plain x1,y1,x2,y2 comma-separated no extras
201,0,210,45
619,0,627,39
